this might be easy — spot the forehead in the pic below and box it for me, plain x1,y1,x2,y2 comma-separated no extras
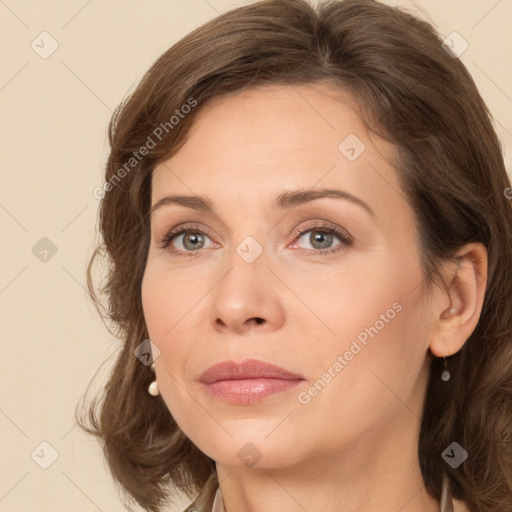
176,82,367,155
151,83,404,220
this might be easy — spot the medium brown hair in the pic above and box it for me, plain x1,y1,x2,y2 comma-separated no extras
78,0,512,510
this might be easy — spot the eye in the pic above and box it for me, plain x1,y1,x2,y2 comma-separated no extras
156,223,215,256
290,220,353,255
156,220,353,257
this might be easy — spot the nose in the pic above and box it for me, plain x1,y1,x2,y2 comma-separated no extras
209,250,285,335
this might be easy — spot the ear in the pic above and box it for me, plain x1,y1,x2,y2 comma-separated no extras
429,242,488,357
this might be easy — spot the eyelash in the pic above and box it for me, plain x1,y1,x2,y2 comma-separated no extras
156,220,354,257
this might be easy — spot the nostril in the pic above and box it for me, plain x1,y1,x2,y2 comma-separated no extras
254,317,264,324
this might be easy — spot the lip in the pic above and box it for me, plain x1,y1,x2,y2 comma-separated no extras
200,358,305,405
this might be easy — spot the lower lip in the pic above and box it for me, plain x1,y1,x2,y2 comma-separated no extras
203,378,304,404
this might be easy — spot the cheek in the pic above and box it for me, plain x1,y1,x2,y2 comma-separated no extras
304,257,402,345
329,288,430,418
141,270,189,396
141,266,194,339
141,268,201,404
141,271,167,341
310,252,429,399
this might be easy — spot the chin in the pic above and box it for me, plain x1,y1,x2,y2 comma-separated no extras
196,431,303,470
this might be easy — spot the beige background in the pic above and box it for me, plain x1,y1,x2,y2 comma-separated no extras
0,0,510,511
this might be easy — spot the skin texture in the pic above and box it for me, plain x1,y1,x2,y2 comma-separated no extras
141,83,486,512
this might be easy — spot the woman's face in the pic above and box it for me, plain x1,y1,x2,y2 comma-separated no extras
142,83,438,470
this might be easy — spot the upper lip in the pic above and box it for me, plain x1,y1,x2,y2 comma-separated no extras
200,358,304,384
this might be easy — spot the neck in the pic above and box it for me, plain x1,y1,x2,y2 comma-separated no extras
215,417,440,512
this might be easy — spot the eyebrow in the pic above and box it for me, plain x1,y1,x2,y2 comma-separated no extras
149,188,376,218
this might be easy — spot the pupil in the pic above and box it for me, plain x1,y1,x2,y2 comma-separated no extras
185,233,203,250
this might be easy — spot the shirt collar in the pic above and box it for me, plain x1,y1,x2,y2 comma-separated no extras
440,473,454,512
211,486,225,512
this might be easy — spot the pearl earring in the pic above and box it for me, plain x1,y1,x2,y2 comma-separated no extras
441,356,451,382
148,362,160,396
449,308,455,315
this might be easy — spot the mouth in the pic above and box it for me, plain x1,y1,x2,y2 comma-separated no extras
199,358,305,405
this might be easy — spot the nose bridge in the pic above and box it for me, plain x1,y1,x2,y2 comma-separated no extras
215,235,266,308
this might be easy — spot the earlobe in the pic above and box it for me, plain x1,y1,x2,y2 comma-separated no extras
429,242,488,358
